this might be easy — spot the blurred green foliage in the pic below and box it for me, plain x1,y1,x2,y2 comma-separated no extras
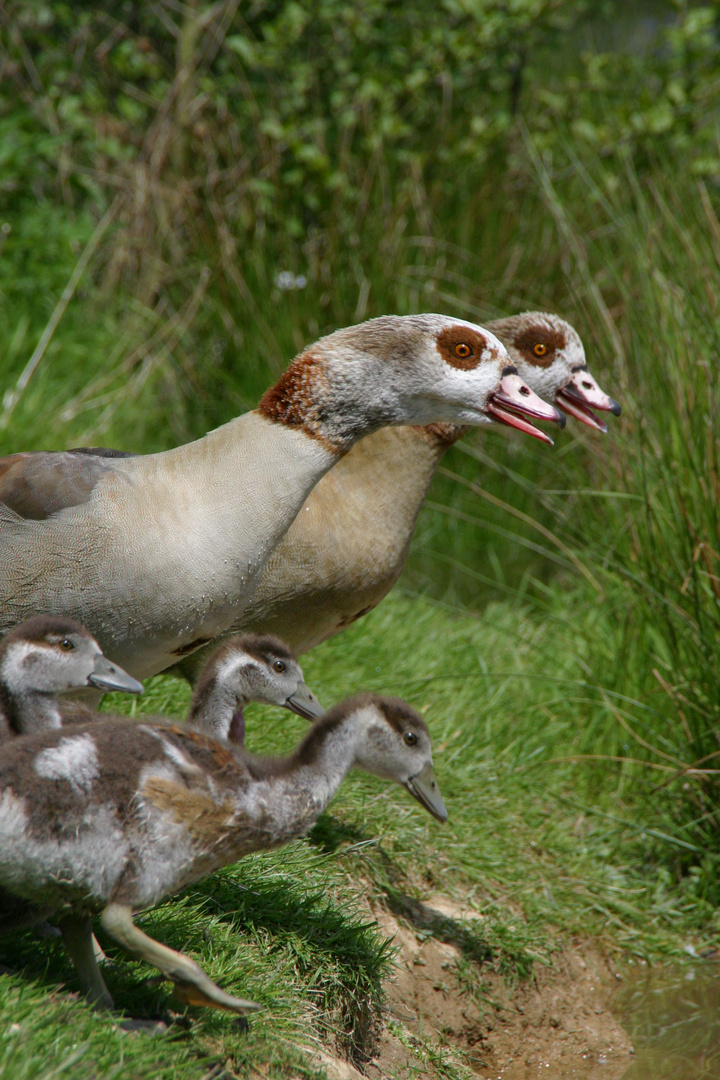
2,1,719,240
536,3,720,173
1,0,582,230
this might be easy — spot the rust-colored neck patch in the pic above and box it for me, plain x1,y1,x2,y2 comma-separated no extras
258,352,340,453
258,352,323,427
436,326,496,370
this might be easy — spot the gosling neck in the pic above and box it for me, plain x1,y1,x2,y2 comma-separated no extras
187,680,247,743
0,682,63,737
249,711,361,818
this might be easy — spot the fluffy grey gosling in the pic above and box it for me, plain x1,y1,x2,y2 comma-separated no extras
0,694,446,1015
0,615,143,740
186,632,323,743
0,314,562,680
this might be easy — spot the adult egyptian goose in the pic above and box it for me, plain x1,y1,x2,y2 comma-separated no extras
0,694,446,1013
0,615,142,739
174,312,620,668
186,632,323,743
0,315,562,679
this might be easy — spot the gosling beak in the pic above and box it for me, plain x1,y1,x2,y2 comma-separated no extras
406,762,448,822
88,654,144,694
486,367,566,445
286,681,324,721
555,367,621,432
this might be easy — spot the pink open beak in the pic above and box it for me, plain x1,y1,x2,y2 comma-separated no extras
486,368,566,445
555,368,621,433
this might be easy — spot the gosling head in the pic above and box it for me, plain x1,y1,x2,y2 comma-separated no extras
490,312,621,433
340,693,448,822
188,633,323,743
0,615,144,698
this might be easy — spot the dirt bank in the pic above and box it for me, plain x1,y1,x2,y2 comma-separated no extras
308,892,633,1080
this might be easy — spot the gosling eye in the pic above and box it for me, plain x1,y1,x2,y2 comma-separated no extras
273,660,286,673
533,342,548,358
454,342,472,359
404,731,418,746
57,638,75,652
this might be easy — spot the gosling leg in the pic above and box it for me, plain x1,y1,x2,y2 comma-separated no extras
92,934,107,963
100,903,260,1014
58,915,114,1011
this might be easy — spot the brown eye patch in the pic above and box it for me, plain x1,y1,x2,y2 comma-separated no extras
512,324,566,368
437,326,496,370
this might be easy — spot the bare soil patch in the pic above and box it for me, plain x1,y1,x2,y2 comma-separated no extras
307,892,633,1080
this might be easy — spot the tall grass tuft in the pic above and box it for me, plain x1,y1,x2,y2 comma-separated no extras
405,149,720,870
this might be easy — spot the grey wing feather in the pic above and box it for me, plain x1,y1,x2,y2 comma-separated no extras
0,448,135,520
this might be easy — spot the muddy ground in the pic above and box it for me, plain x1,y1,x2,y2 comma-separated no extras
307,893,633,1080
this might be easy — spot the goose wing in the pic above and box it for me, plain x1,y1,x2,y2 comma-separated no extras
0,447,135,520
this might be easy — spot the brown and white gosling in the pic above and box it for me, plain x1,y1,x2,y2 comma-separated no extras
0,694,446,1015
0,615,143,740
186,632,323,743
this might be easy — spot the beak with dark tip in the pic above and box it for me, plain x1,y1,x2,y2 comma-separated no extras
406,762,448,822
555,368,621,432
486,367,566,445
88,654,144,694
286,682,324,721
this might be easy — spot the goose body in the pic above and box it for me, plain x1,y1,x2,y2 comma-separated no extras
0,315,561,678
0,615,143,739
0,694,446,1013
175,313,621,666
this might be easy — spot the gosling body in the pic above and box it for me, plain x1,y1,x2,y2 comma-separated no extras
0,695,445,1012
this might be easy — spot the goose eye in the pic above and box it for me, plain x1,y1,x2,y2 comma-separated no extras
454,343,472,359
273,660,286,673
404,731,418,746
58,638,75,651
533,343,548,357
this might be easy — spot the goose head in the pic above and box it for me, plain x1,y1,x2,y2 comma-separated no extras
341,694,448,821
188,633,322,743
489,312,621,433
0,616,144,698
259,314,565,450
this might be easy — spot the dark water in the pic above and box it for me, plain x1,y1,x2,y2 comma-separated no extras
612,962,720,1079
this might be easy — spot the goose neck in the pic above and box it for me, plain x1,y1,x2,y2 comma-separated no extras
257,347,416,454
